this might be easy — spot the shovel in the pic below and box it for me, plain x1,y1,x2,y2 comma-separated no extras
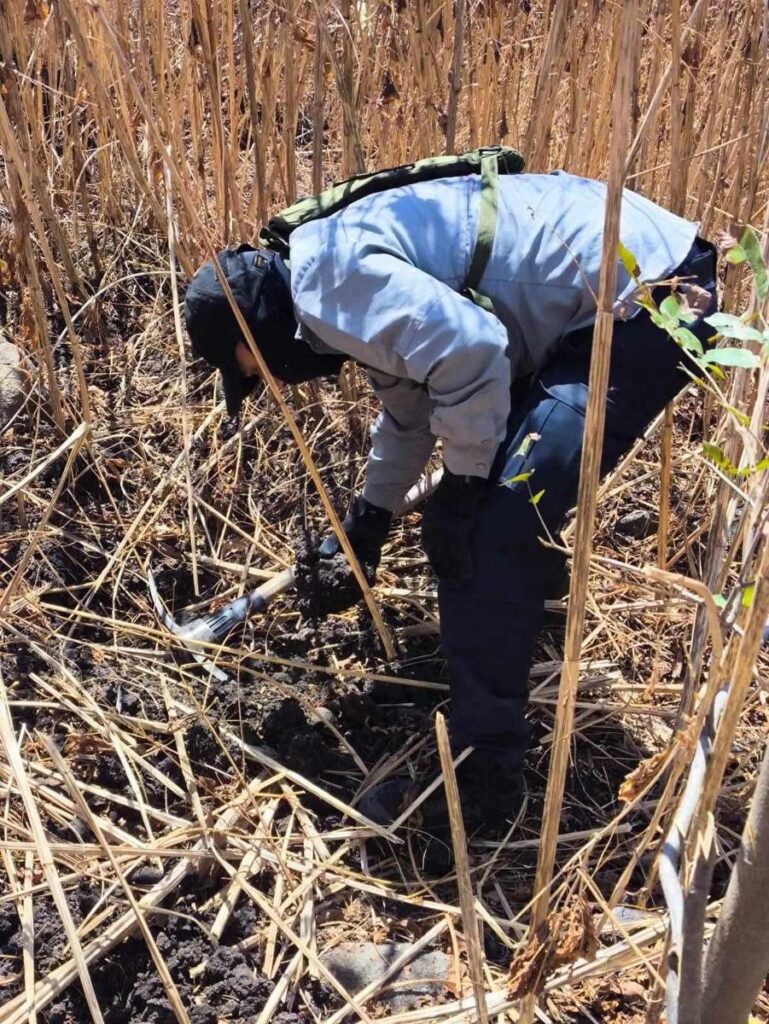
149,470,442,654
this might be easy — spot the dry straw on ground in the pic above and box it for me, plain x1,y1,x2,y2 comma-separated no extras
0,0,768,1022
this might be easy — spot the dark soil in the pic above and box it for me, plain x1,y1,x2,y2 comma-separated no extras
293,536,376,618
0,878,322,1023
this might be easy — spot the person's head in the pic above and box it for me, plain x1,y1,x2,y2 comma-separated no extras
183,244,346,417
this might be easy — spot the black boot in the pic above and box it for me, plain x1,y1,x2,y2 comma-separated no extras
358,752,524,875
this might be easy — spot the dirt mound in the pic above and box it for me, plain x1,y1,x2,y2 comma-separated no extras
293,537,375,618
128,942,273,1024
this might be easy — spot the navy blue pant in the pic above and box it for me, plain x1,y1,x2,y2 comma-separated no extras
439,240,717,771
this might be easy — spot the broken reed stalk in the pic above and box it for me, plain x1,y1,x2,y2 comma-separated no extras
0,423,88,510
658,0,691,569
210,849,377,1024
284,0,298,204
22,847,35,1024
521,3,640,1020
323,920,449,1024
524,0,573,171
434,714,488,1024
0,423,90,615
658,402,674,568
0,839,36,1023
337,0,356,177
237,0,267,227
163,156,200,597
651,0,684,569
444,0,465,154
311,1,325,192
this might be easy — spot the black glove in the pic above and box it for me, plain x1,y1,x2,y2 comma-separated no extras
318,494,393,570
421,470,488,582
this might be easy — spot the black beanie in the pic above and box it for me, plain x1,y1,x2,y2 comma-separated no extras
183,245,347,415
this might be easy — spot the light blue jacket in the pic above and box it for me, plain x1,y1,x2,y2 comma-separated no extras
289,171,698,510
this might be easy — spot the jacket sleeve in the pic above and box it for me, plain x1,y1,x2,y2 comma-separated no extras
291,248,512,482
363,370,435,511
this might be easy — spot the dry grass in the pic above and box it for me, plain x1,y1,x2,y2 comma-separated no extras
0,0,768,1021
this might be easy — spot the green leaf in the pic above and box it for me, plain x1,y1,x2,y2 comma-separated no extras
706,312,743,331
648,308,668,331
529,489,545,506
618,241,641,279
660,294,684,322
704,312,764,343
702,442,738,476
737,457,769,478
742,583,756,609
713,594,727,609
740,227,769,302
724,324,763,343
701,347,761,369
723,403,752,427
725,244,747,265
504,470,534,485
673,327,704,355
702,441,725,464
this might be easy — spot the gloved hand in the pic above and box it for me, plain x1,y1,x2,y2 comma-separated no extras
421,469,488,582
318,494,393,571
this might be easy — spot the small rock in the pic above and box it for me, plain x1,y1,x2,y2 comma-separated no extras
0,339,26,426
606,905,657,928
615,509,658,539
618,978,647,1001
320,941,452,1013
128,864,166,887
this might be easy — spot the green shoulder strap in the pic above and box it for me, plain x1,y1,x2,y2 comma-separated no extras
461,147,500,315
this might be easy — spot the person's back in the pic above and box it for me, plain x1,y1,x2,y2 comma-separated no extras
183,167,717,871
288,170,697,377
